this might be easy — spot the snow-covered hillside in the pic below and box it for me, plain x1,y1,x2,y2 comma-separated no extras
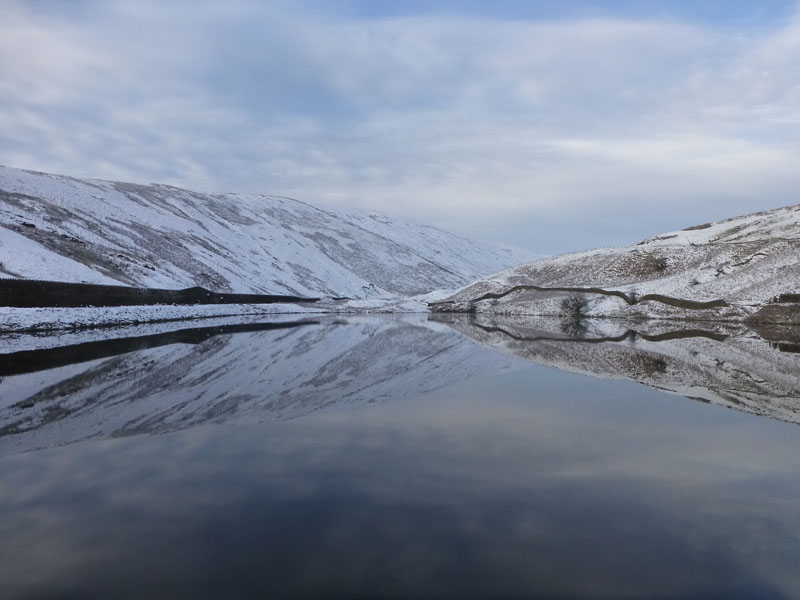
0,166,534,298
435,204,800,321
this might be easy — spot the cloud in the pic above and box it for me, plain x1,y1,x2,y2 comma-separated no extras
1,0,800,251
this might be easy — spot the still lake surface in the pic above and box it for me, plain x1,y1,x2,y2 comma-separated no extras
1,314,799,598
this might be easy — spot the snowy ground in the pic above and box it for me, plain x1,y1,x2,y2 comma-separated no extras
0,303,321,334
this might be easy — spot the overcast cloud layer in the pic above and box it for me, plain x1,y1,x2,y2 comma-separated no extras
2,0,800,252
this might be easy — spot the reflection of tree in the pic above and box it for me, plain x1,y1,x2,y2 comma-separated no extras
560,318,588,338
559,295,589,338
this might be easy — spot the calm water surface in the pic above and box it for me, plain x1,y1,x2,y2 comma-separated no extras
1,316,799,599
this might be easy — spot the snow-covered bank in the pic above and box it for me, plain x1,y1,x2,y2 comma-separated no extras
0,303,321,334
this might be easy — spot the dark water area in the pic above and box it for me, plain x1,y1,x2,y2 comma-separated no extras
1,315,799,598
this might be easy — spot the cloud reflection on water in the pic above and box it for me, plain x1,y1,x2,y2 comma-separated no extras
1,364,799,598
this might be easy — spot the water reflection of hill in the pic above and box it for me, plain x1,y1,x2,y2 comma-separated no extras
3,313,799,455
434,314,800,425
0,316,523,455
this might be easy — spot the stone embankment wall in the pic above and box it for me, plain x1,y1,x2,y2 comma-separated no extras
0,278,319,308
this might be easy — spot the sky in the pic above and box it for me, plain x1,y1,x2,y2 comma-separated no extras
2,0,800,254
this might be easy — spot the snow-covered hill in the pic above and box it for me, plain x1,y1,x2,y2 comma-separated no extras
0,166,534,298
435,204,800,321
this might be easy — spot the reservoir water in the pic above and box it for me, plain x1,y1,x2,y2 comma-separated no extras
1,315,799,598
